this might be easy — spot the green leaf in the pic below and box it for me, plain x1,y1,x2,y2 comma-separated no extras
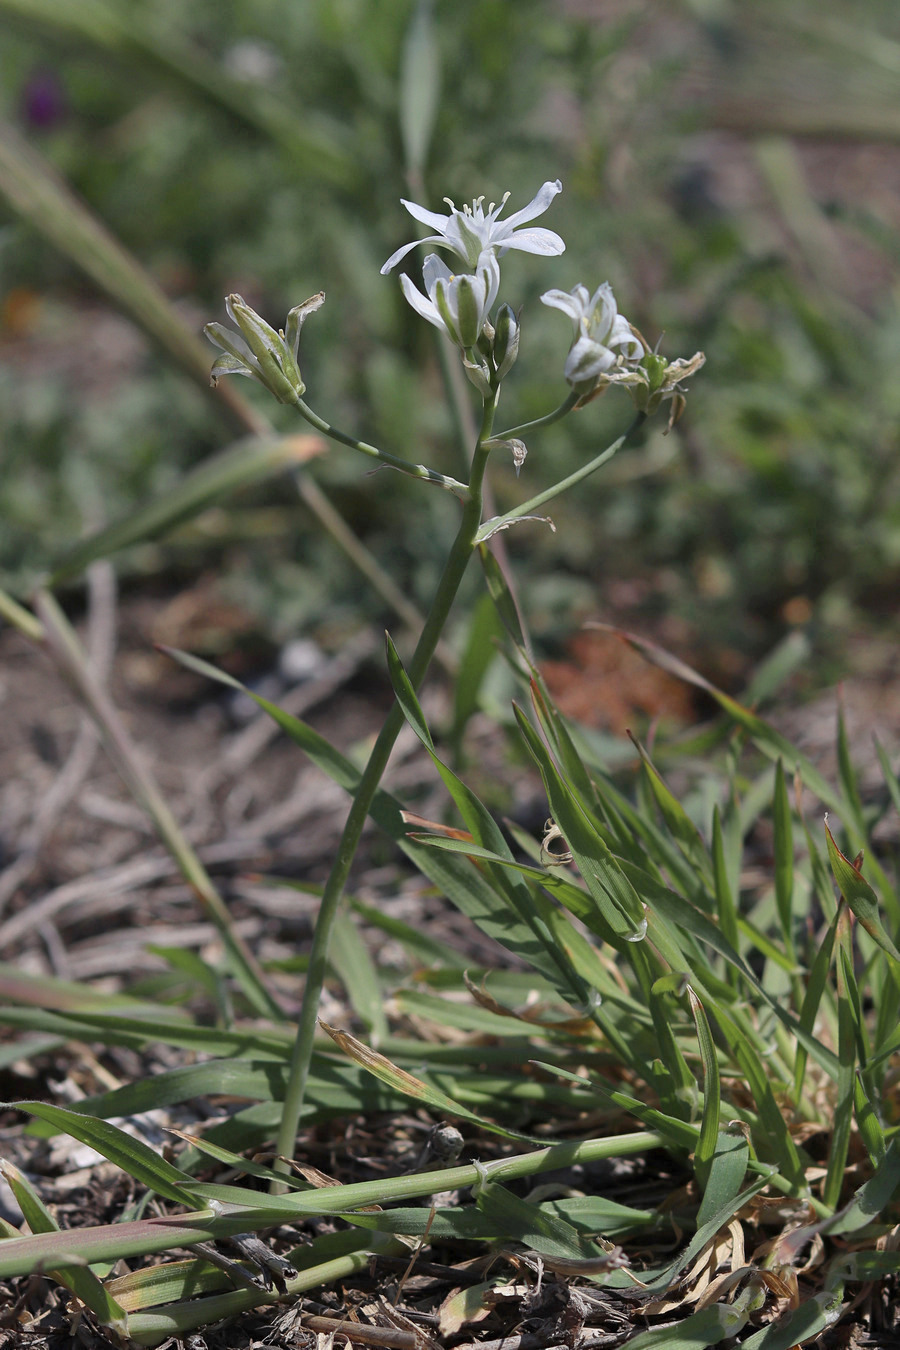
2,1102,202,1205
772,759,795,956
319,1023,543,1144
514,703,647,943
451,591,503,749
694,1129,750,1230
474,1181,600,1262
825,823,900,964
853,1072,885,1168
0,1161,128,1330
479,543,528,650
399,0,441,177
711,804,739,956
330,908,388,1044
49,435,323,585
827,1136,900,1236
688,987,721,1193
632,737,713,887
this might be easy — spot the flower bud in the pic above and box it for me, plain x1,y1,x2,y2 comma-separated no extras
205,292,324,405
492,303,520,379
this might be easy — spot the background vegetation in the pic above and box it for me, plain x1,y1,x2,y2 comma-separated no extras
2,0,899,679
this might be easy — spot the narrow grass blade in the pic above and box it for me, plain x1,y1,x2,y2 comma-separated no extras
822,927,857,1210
479,543,529,650
474,1181,601,1263
0,1161,128,1331
631,737,713,887
624,1281,762,1349
514,704,648,943
793,914,838,1101
329,909,388,1045
825,823,900,964
853,1072,886,1168
350,897,467,969
827,1136,900,1235
319,1023,542,1143
162,646,597,1004
772,759,796,957
688,988,721,1194
2,1102,203,1205
587,624,847,815
874,735,900,818
836,693,866,835
0,586,43,640
37,592,280,1019
49,435,325,585
710,1009,806,1188
694,1129,750,1229
146,946,232,1026
450,591,504,752
385,634,594,1011
534,1061,701,1153
400,0,441,179
620,862,840,1078
711,805,739,955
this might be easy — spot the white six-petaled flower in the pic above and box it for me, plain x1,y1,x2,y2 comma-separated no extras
540,281,645,387
382,180,565,274
400,251,501,349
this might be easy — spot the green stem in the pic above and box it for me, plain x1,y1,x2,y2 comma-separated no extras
292,395,468,493
476,412,646,543
273,392,500,1180
492,390,579,441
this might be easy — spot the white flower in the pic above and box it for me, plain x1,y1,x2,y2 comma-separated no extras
400,251,500,349
540,281,645,386
382,180,565,274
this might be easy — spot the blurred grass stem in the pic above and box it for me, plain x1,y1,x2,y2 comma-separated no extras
34,589,280,1020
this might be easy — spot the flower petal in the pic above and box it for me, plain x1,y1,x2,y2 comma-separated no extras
502,179,562,229
204,322,257,366
381,235,444,274
540,287,587,325
399,271,446,333
499,226,565,257
565,334,616,383
210,353,256,386
400,199,452,232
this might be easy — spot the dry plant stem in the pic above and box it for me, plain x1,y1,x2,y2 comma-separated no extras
273,392,500,1180
0,562,113,916
33,589,280,1020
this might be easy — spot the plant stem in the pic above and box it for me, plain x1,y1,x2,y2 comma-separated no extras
273,392,499,1180
292,395,468,493
475,412,646,543
492,391,579,440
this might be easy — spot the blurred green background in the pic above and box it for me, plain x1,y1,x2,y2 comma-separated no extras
2,0,899,687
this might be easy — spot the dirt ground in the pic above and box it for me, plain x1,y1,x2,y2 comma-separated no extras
2,564,900,1347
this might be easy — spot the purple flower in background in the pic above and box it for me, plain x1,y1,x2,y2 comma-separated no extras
21,69,67,130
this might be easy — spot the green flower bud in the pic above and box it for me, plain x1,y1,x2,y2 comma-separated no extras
204,292,324,404
492,303,520,379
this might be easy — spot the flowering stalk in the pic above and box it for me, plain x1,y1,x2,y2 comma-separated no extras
201,179,705,1175
272,389,500,1181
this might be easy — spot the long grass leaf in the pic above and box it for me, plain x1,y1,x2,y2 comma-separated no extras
2,1102,202,1205
688,988,721,1193
772,759,795,957
825,823,900,964
319,1024,542,1143
0,1161,128,1329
